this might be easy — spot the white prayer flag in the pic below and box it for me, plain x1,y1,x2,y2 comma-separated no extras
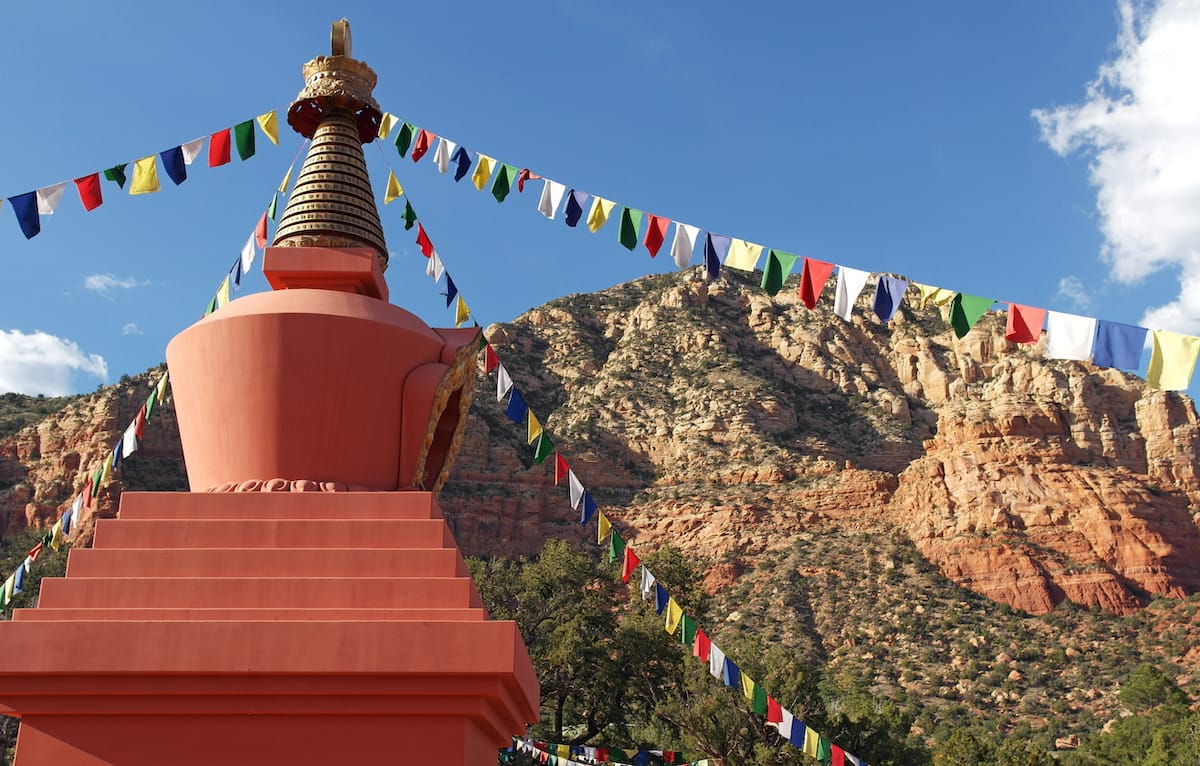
241,232,257,273
538,179,566,219
37,183,67,215
496,365,513,401
122,421,139,459
181,137,206,165
708,643,726,680
671,223,700,269
1044,311,1098,361
834,266,871,321
426,251,446,282
568,470,584,510
434,137,458,174
773,709,794,740
640,566,656,601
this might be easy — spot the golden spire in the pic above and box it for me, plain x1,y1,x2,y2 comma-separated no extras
273,19,390,271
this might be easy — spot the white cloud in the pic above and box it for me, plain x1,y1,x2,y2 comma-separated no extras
120,323,142,336
84,273,146,298
0,330,108,396
1055,275,1093,311
1033,0,1200,333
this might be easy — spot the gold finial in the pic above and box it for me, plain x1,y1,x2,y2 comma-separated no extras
273,20,389,271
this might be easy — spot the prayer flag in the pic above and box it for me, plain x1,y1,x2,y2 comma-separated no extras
580,492,597,525
451,146,473,181
12,561,25,594
949,293,994,338
665,598,682,634
216,276,231,308
130,156,160,195
586,197,616,232
799,258,835,309
1147,330,1200,390
411,129,434,162
497,365,513,400
872,276,909,322
790,720,807,749
517,168,540,192
3,575,13,606
654,583,669,615
454,295,470,327
241,232,256,274
384,171,403,204
817,735,832,764
752,684,768,716
527,411,542,444
761,250,799,296
1044,311,1098,361
234,120,255,160
533,434,555,465
913,282,956,308
472,154,496,191
538,179,567,219
671,223,700,268
708,644,726,680
505,388,528,424
834,266,871,321
622,547,640,583
160,146,187,185
255,212,268,249
640,566,657,601
484,344,499,373
277,164,294,194
618,207,643,250
740,673,756,703
1093,320,1147,369
36,183,67,214
564,190,590,227
209,128,232,167
724,238,763,271
257,111,279,144
680,614,697,646
1006,303,1046,344
181,138,205,165
554,452,569,485
722,657,740,690
402,200,417,230
704,233,731,280
432,137,456,173
767,696,783,723
804,729,820,759
376,113,395,140
8,192,40,239
156,372,169,404
644,214,670,257
568,470,584,510
693,628,711,661
598,512,611,544
103,164,128,189
608,529,625,564
395,122,414,156
492,164,517,203
831,744,847,766
122,421,138,459
74,174,103,211
416,223,434,257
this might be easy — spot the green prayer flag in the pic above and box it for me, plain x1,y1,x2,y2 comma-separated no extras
533,434,555,465
492,164,516,203
608,529,625,564
949,293,994,338
402,200,417,230
395,122,414,157
547,756,558,766
234,120,256,161
92,465,103,490
204,296,217,317
752,684,769,716
267,193,279,222
680,614,697,646
761,249,799,296
103,165,128,189
618,207,643,250
144,390,157,422
816,735,832,765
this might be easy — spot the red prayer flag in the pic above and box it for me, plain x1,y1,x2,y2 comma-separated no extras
595,749,608,762
255,212,269,249
27,541,44,561
538,752,548,765
643,214,670,258
692,628,711,661
664,753,675,764
517,168,541,193
554,452,569,486
799,257,835,309
209,129,232,167
134,405,147,439
831,744,845,766
411,129,434,162
415,223,434,258
766,696,783,723
82,476,93,508
73,174,103,211
1005,303,1046,344
484,344,499,373
621,546,641,583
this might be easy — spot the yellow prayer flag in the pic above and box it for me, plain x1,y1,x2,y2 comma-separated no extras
740,673,756,702
913,282,956,309
527,411,543,445
99,454,113,486
256,111,280,145
597,512,611,544
2,574,13,606
278,165,294,194
130,155,160,195
216,276,231,309
156,372,169,404
665,597,683,634
377,113,396,140
1147,330,1200,391
803,727,819,758
49,520,64,552
586,197,617,233
556,745,570,759
455,295,470,328
472,154,496,191
384,170,403,204
725,238,763,271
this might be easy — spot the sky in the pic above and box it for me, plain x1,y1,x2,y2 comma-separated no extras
0,1,1197,397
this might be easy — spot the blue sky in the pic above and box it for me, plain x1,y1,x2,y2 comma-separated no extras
1,1,1196,396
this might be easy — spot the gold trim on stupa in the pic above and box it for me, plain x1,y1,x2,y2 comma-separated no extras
273,20,389,271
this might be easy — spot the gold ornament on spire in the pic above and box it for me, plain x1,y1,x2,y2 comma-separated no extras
273,19,390,271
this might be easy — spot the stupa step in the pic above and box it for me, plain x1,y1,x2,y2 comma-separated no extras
37,577,479,610
117,491,443,521
12,607,486,622
67,548,467,579
92,518,455,550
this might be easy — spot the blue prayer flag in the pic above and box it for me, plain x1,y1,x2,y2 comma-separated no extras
873,276,908,322
654,583,669,614
1093,320,1147,370
580,492,597,525
505,388,528,424
160,146,187,186
722,657,741,689
443,275,458,308
8,192,40,239
13,563,24,594
452,147,473,182
790,721,806,747
704,233,730,280
564,190,590,228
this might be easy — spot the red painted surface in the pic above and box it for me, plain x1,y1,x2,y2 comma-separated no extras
0,250,539,765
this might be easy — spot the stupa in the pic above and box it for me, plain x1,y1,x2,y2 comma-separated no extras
0,20,539,766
